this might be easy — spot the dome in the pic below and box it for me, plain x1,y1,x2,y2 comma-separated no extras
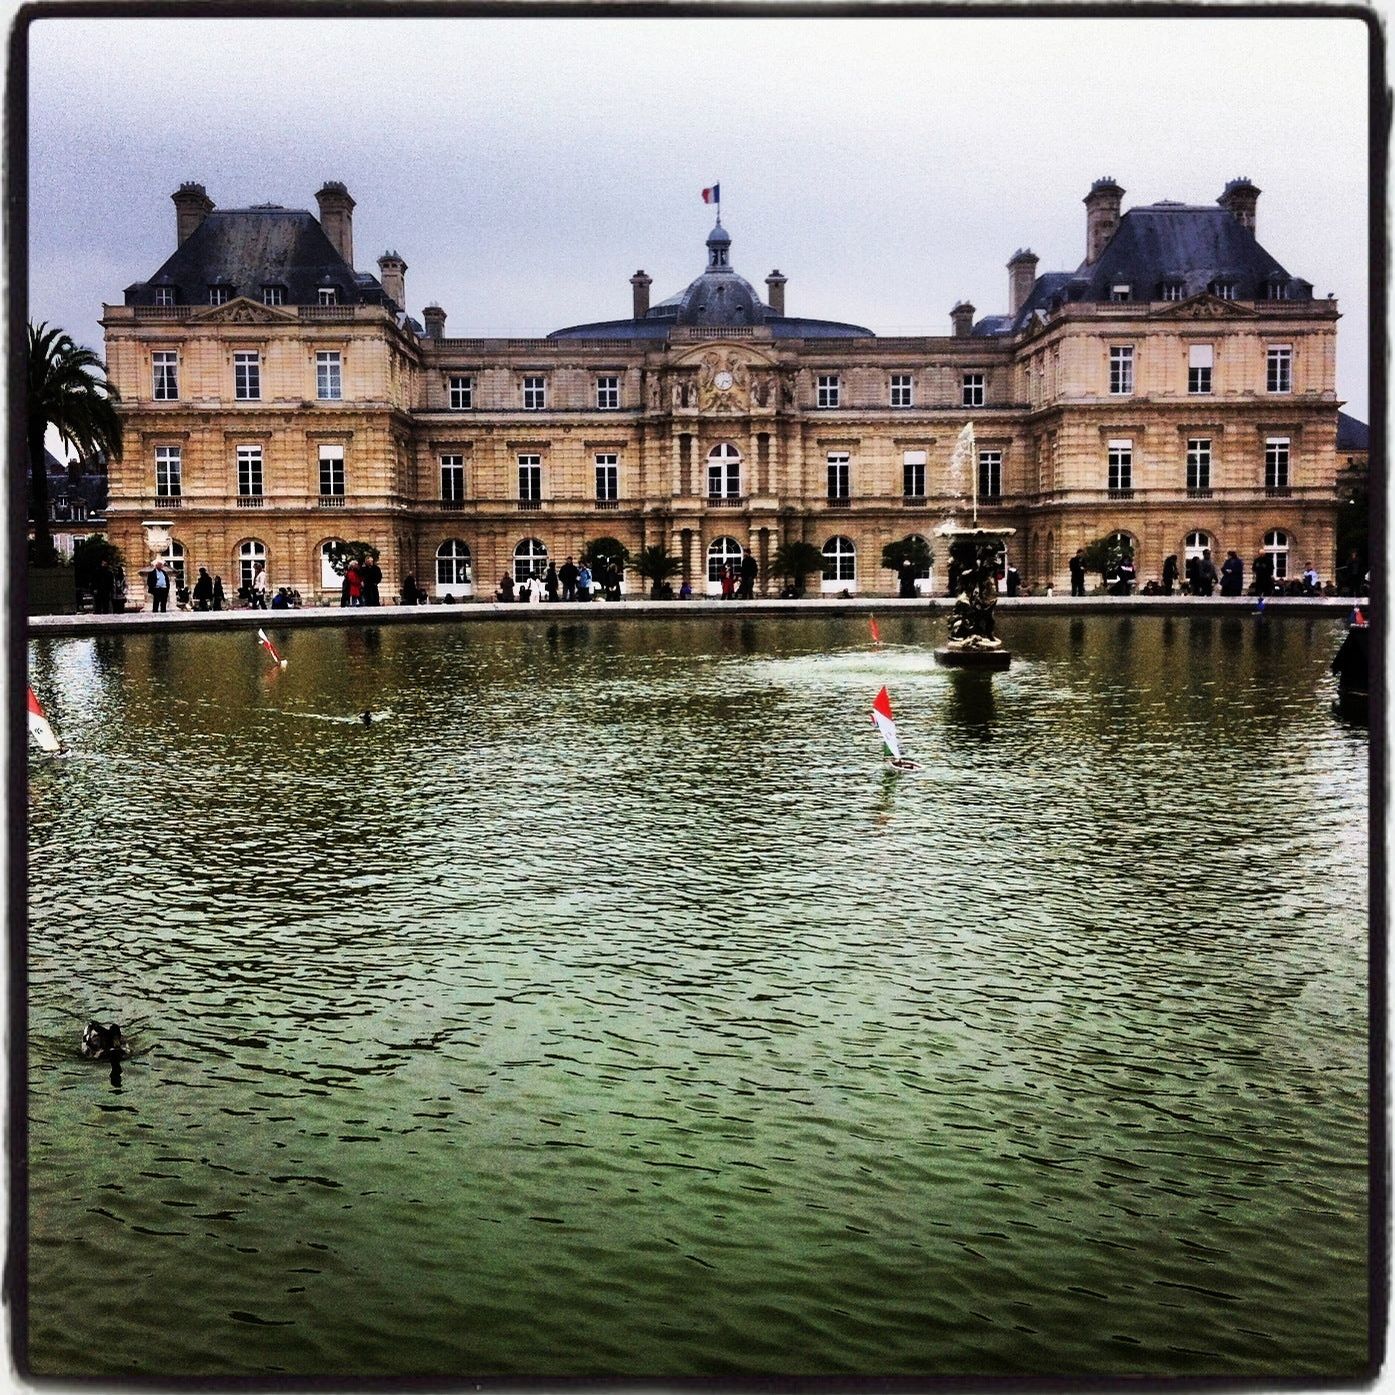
650,218,769,327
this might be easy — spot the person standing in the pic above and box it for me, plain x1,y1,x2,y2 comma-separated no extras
401,572,419,605
559,556,578,602
544,561,559,602
93,558,115,613
720,564,735,601
361,554,383,607
1252,551,1273,596
212,575,225,611
1161,554,1178,596
497,572,514,602
1196,549,1218,597
1005,562,1021,597
192,566,214,611
252,562,270,609
146,561,171,613
1113,553,1136,595
576,561,593,600
345,562,363,607
738,552,759,600
1220,551,1244,596
1069,550,1086,597
1302,561,1320,594
529,571,545,604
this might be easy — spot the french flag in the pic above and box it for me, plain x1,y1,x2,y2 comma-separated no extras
701,184,720,205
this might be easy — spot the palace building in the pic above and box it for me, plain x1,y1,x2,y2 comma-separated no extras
101,176,1343,600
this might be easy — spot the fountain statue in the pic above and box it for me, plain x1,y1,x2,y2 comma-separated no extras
934,524,1014,670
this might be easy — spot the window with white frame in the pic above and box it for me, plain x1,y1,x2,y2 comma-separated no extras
238,540,266,592
707,442,741,498
522,376,547,410
1265,437,1290,490
318,286,338,306
1267,346,1292,393
440,454,464,502
1109,346,1134,395
1210,281,1236,300
962,372,985,408
1264,529,1291,579
158,538,187,585
318,444,345,496
1186,438,1211,490
154,286,175,307
155,444,182,497
827,452,850,500
902,449,926,498
1109,284,1131,302
821,535,856,583
518,454,541,501
816,375,841,409
706,536,744,583
1107,439,1133,491
514,537,548,583
596,376,620,410
234,351,261,401
262,285,285,306
436,539,472,587
978,450,1002,499
1265,279,1291,301
1184,530,1213,564
316,351,342,401
1161,280,1185,301
905,534,933,582
448,376,473,410
320,541,344,589
153,351,179,400
236,444,263,496
890,374,914,408
595,453,618,501
1188,344,1213,394
209,285,231,306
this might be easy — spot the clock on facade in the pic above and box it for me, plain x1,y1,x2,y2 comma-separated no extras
713,370,733,390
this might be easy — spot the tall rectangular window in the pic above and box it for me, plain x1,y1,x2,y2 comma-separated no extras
209,285,230,306
1211,281,1236,300
154,286,175,307
318,287,338,306
262,285,284,306
902,449,926,498
1186,438,1211,490
448,376,473,410
1161,281,1184,301
318,445,345,496
440,454,464,502
234,351,261,401
596,376,620,410
518,453,541,501
153,351,179,400
236,444,263,496
827,452,850,500
595,453,618,501
978,450,1002,499
316,351,342,401
1107,439,1133,491
1265,437,1291,490
1188,344,1213,394
1267,346,1292,393
817,375,840,409
1109,347,1134,395
890,374,914,408
962,372,985,408
522,376,547,410
154,445,182,497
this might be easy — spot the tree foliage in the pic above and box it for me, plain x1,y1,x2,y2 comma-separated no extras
880,536,935,572
772,540,826,595
632,544,683,597
581,536,631,571
1335,457,1368,569
72,534,124,592
1081,533,1131,575
27,322,122,565
324,540,380,576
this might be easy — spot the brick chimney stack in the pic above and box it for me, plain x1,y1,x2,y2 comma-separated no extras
423,304,447,339
765,270,787,316
950,301,975,338
377,251,407,310
172,182,214,246
1083,177,1125,266
315,181,356,268
1008,249,1039,316
630,270,652,318
1218,177,1260,235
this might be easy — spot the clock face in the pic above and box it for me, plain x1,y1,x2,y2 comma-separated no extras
714,370,734,391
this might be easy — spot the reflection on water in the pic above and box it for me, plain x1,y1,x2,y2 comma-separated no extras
26,615,1368,1379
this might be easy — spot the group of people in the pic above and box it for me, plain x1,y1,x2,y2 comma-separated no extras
494,556,627,603
717,555,759,600
338,556,384,607
1067,547,1341,598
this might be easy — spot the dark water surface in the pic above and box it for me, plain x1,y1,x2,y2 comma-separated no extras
26,613,1369,1379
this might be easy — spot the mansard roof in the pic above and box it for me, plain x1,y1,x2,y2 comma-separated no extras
1337,411,1369,451
123,207,387,308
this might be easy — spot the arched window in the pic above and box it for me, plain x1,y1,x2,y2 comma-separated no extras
1106,529,1136,559
822,535,856,591
1184,530,1213,562
238,539,267,593
513,537,548,583
1264,529,1291,580
320,539,344,590
707,443,741,500
706,535,744,592
158,538,186,585
436,539,472,590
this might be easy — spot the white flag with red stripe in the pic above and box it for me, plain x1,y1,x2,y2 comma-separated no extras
257,628,288,668
27,686,61,752
871,685,901,760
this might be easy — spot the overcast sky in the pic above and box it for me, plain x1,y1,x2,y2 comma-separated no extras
29,14,1372,420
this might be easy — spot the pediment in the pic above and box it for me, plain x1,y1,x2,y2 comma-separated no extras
192,297,299,325
672,342,776,369
1148,293,1256,321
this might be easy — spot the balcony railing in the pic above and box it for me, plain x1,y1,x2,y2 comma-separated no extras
440,498,466,510
519,498,542,511
236,495,265,508
900,496,929,506
1186,487,1214,499
1266,485,1293,498
707,495,745,507
1108,487,1135,500
318,495,346,508
825,497,851,509
155,495,183,508
595,499,620,510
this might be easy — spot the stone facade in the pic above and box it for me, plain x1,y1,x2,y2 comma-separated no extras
102,177,1343,601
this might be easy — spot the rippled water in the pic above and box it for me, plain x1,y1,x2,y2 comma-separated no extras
26,613,1369,1379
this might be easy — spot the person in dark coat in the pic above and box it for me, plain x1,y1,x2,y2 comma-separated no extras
544,562,559,602
738,553,759,599
1112,554,1136,595
400,572,418,605
497,572,514,602
1069,550,1086,597
1220,551,1244,596
361,556,383,607
146,561,172,613
212,575,225,611
192,566,213,611
1161,554,1178,596
897,559,918,599
1184,554,1200,595
93,559,115,613
559,557,579,602
1251,552,1273,596
1005,563,1021,597
1195,550,1218,596
1332,623,1369,691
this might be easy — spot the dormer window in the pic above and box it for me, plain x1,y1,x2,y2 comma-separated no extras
318,287,339,306
1265,278,1290,301
154,286,175,307
209,285,231,306
1109,284,1131,302
262,285,285,306
1210,280,1236,301
1160,280,1184,301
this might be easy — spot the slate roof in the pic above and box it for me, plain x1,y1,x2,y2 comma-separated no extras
124,208,389,309
1337,411,1369,451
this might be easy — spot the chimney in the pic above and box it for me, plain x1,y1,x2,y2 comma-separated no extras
172,182,214,246
423,304,446,339
1083,177,1125,266
765,270,787,316
315,181,356,268
1008,248,1039,316
950,301,975,338
377,250,407,309
630,270,652,318
1218,177,1260,235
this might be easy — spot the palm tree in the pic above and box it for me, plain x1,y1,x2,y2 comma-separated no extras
28,322,122,564
633,543,683,598
772,540,826,597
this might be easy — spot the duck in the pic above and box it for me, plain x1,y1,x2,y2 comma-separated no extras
81,1021,128,1062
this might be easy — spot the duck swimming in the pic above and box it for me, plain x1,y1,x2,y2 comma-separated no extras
81,1021,127,1061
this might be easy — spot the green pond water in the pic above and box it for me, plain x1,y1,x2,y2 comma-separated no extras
25,613,1369,1379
